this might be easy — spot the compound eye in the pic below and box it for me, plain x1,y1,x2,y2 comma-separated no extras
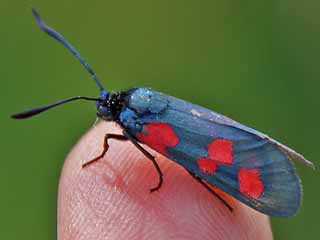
96,112,103,118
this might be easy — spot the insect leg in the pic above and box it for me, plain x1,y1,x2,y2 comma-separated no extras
123,130,163,193
188,171,233,212
82,134,128,168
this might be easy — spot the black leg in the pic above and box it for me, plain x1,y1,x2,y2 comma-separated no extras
82,134,128,168
188,171,233,212
124,131,163,193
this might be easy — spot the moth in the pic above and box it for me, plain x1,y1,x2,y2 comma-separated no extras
12,7,315,217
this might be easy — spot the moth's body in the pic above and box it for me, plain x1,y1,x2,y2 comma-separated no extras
97,87,309,217
12,8,314,218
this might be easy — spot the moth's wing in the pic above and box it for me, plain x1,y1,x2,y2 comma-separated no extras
120,88,312,217
210,110,315,170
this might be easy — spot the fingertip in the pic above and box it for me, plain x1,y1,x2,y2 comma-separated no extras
58,122,273,240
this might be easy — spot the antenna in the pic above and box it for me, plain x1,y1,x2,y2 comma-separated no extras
31,7,105,92
11,96,100,119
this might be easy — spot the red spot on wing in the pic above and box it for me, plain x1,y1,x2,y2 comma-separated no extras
238,168,264,198
197,139,233,174
208,139,233,164
197,158,217,174
136,122,179,156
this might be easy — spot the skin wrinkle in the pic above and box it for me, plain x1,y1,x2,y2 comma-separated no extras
58,122,273,240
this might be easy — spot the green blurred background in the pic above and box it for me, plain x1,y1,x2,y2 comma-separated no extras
1,0,319,239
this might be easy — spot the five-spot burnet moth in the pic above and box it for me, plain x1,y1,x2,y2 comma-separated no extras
12,7,315,217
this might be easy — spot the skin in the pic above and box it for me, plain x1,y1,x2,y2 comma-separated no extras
58,122,273,240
